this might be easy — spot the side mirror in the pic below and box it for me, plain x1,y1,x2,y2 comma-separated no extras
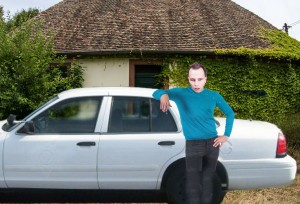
2,114,17,131
18,121,35,135
7,114,16,126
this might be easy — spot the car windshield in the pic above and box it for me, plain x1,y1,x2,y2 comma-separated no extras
1,96,59,132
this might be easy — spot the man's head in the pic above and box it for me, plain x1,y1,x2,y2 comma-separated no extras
188,62,207,93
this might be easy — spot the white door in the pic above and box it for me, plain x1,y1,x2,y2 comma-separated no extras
3,96,103,189
97,96,185,189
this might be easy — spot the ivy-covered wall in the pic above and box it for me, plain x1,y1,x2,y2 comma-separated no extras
159,55,300,122
157,29,300,122
74,29,299,123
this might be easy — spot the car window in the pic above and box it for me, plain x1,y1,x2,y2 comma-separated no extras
108,96,177,133
23,96,59,121
151,99,178,132
31,97,102,134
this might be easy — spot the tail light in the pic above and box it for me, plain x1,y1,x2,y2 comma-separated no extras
276,132,287,158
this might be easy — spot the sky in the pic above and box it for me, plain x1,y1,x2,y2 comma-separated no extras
0,0,300,41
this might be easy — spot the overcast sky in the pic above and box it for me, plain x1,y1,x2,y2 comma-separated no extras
1,0,300,41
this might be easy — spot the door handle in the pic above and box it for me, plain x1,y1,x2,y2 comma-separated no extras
77,142,96,146
158,141,175,146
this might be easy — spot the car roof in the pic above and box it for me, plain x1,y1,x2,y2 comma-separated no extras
57,87,157,99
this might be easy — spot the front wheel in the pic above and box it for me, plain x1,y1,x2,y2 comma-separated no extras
165,166,224,204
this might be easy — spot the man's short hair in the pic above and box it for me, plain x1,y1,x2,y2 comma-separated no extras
189,62,208,77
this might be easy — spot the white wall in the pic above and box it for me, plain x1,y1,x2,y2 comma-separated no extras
79,58,129,87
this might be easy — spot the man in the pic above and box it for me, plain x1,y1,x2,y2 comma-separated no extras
152,62,234,204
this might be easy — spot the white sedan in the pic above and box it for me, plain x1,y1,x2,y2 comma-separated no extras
0,87,297,204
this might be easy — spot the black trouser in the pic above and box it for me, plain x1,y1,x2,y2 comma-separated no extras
185,138,219,204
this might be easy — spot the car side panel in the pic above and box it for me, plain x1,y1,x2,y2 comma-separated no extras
2,96,106,189
0,130,6,188
97,133,185,189
217,118,280,159
97,97,185,189
3,132,100,189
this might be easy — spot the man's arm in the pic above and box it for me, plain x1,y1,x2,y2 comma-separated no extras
214,93,235,147
152,90,172,112
160,94,171,112
216,93,235,136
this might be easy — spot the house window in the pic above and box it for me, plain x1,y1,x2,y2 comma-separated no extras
129,60,166,89
135,65,162,88
51,63,72,78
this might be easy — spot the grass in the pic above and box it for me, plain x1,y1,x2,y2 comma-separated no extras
222,177,300,204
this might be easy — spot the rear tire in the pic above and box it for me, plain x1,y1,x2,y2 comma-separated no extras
166,166,186,204
212,175,223,204
165,166,224,204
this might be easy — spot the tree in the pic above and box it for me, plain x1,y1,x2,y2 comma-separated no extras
5,8,40,31
0,9,84,119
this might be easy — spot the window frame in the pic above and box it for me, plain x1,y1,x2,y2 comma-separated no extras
107,96,178,133
27,96,103,134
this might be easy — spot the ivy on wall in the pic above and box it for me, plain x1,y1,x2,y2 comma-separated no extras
216,28,300,60
158,29,300,122
74,28,300,122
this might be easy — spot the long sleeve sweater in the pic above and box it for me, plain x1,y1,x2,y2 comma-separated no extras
152,87,234,140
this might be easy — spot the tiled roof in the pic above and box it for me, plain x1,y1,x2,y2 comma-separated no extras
38,0,276,54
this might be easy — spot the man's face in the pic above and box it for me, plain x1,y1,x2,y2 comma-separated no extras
188,68,207,93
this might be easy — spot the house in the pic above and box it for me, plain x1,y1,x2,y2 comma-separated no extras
38,0,276,88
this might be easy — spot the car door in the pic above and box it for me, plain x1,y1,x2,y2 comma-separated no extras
97,96,185,189
3,96,103,189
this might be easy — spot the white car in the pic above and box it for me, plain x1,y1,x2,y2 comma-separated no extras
0,87,297,204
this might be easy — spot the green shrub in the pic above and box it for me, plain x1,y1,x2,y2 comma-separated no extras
274,113,300,155
0,16,84,120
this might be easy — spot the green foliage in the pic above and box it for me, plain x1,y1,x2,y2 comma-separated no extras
158,29,300,122
160,56,300,121
259,28,300,58
275,113,300,151
216,28,300,60
0,6,4,22
0,11,84,120
68,61,85,88
59,61,85,91
5,8,40,31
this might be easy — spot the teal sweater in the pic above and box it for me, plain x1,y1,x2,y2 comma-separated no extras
152,87,234,140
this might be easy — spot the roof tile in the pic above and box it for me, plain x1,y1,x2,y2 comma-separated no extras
38,0,275,53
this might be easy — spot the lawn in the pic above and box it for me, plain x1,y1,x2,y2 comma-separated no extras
222,173,299,204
